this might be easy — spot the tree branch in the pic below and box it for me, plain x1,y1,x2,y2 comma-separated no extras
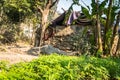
46,0,59,9
37,5,43,13
50,0,59,8
61,8,66,12
46,0,52,9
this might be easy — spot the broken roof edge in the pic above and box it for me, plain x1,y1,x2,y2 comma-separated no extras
50,11,93,27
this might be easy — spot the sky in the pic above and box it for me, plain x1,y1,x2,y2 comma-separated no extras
57,0,104,13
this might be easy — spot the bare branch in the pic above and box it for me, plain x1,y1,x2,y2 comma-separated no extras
46,0,52,9
50,0,59,8
37,5,43,13
46,0,59,9
61,8,66,12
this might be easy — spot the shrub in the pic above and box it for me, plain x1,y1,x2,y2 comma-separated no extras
1,24,21,44
0,54,120,80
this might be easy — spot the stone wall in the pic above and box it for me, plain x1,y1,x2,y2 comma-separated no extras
55,25,85,36
45,25,90,52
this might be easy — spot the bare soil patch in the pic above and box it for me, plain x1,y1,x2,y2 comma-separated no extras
0,43,38,64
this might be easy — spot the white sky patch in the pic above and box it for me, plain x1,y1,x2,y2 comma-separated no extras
57,0,104,13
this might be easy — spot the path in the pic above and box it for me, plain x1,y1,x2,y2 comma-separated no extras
0,43,38,64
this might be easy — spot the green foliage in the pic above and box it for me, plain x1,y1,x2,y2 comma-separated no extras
70,27,96,55
0,54,120,79
1,24,21,43
81,6,91,19
91,0,97,15
4,0,32,22
0,61,8,70
98,0,108,15
63,0,80,25
110,6,119,24
104,29,113,53
91,0,108,16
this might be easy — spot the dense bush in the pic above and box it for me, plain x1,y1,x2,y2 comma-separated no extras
0,23,22,44
0,54,120,80
70,27,96,55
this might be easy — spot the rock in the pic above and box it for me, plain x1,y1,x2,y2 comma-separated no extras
40,45,66,55
28,45,66,55
27,47,40,56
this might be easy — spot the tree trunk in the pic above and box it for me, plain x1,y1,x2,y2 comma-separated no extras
103,0,113,54
34,9,50,47
110,35,119,56
96,15,103,52
96,0,103,54
34,0,59,47
116,35,120,56
39,9,49,46
34,27,42,47
93,19,98,48
110,11,120,56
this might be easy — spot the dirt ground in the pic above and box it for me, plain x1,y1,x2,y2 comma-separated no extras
0,42,38,64
0,25,82,64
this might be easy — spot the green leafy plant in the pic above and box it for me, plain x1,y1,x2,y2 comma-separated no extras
0,54,120,79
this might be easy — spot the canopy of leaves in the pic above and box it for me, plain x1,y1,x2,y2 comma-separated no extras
3,0,33,22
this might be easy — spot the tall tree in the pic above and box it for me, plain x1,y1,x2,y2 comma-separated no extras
96,0,103,53
34,0,79,47
81,0,120,56
34,0,59,47
110,11,120,56
103,0,113,54
90,0,108,55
